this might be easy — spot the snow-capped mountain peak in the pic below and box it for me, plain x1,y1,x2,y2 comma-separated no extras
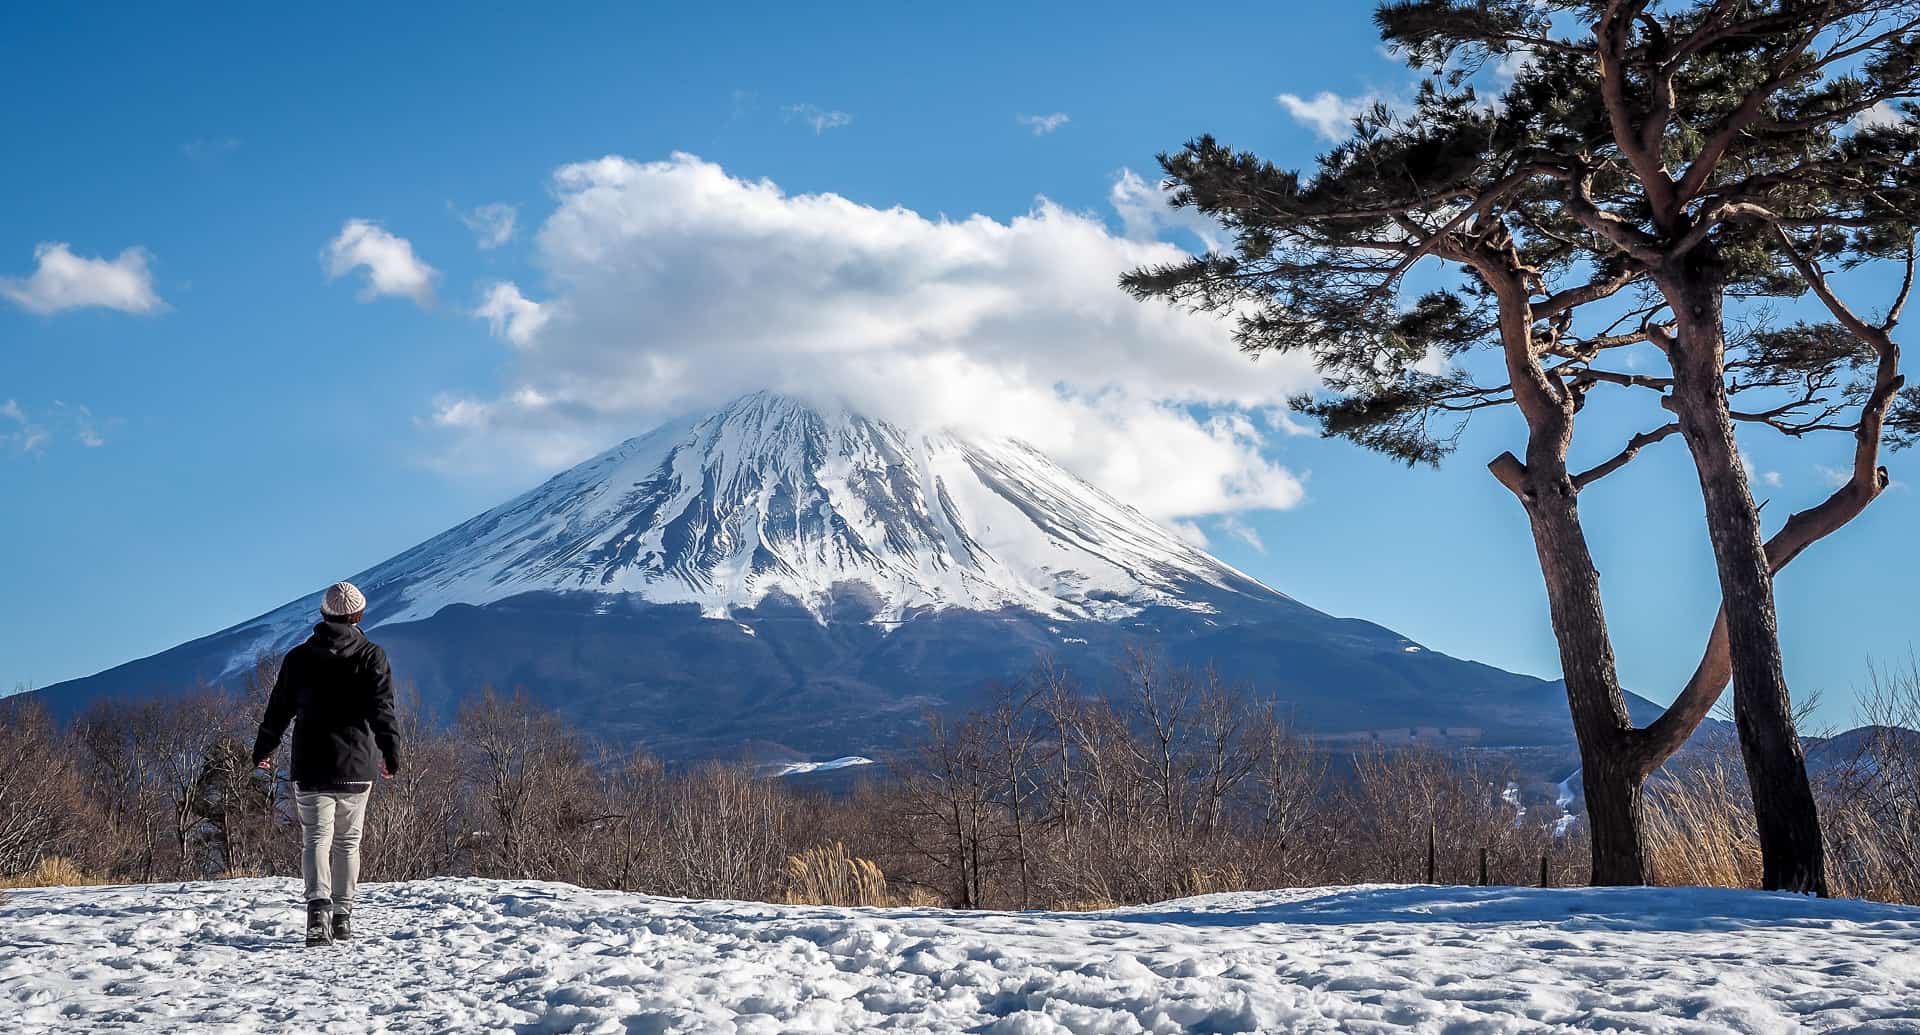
240,391,1287,655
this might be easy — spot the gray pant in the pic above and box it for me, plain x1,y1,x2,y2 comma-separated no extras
295,787,370,911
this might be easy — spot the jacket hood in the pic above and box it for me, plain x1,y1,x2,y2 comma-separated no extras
308,619,370,658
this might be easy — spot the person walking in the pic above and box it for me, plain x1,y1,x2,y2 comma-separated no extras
251,581,402,947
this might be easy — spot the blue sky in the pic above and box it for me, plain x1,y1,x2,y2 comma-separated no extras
2,2,1913,730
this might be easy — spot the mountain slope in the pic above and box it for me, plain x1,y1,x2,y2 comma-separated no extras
31,391,1647,759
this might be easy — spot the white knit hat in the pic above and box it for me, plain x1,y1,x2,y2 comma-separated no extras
321,581,367,617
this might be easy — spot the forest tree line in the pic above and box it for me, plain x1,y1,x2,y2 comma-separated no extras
3,651,1916,907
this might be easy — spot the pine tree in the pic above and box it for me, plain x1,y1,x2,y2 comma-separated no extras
1126,0,1918,890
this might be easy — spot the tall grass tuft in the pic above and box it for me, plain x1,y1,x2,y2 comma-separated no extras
1645,756,1763,889
784,842,888,907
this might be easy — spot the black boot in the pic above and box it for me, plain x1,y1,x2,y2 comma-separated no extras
331,910,352,942
305,898,334,947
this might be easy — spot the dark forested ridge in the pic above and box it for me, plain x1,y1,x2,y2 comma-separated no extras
25,588,1676,768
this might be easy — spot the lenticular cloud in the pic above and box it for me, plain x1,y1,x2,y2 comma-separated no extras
434,152,1315,522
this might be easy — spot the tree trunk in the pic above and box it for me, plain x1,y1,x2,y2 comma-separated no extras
1478,264,1650,887
1494,452,1649,885
1581,757,1649,885
1662,259,1828,896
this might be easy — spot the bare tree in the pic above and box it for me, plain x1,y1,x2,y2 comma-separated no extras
1124,648,1194,833
894,712,998,908
457,687,599,879
362,686,471,881
72,699,162,880
0,700,91,877
1194,671,1261,835
661,763,789,900
1248,704,1325,882
984,683,1046,909
602,752,670,892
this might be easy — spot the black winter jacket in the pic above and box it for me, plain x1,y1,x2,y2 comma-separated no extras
251,620,402,787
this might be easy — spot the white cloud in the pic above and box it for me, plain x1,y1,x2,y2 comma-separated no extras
1108,168,1226,253
52,401,107,448
2,423,50,455
1,243,164,316
1219,515,1267,553
1817,464,1854,488
1491,47,1538,83
0,399,109,455
1109,171,1165,241
1017,112,1070,135
1851,101,1904,132
324,219,436,305
1264,406,1317,437
457,202,518,249
474,281,549,348
1277,91,1377,142
1739,448,1782,489
437,153,1317,522
786,104,852,134
1169,521,1211,548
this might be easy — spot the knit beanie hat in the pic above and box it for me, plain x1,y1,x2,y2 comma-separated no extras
321,581,367,618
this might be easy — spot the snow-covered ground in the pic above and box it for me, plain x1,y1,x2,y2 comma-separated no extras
4,879,1919,1033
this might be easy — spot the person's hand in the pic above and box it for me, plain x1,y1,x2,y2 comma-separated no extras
381,767,393,780
255,757,273,771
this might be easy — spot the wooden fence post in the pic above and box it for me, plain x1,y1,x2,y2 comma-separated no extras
1539,853,1550,889
1478,846,1489,886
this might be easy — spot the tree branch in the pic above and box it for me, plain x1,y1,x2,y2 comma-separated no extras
1555,168,1666,265
1673,25,1821,205
1488,450,1529,498
1564,367,1675,392
1572,423,1680,489
1596,0,1679,224
1537,267,1639,320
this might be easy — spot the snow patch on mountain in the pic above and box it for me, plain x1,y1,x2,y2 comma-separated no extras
758,755,876,779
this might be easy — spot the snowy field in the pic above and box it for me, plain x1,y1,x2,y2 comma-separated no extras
4,879,1919,1033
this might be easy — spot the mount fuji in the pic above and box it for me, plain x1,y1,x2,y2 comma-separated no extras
33,392,1655,759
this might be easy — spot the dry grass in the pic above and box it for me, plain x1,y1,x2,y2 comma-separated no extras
0,857,115,890
890,887,948,909
1645,743,1920,904
1053,897,1123,912
1645,758,1763,889
784,842,888,907
1180,864,1249,897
